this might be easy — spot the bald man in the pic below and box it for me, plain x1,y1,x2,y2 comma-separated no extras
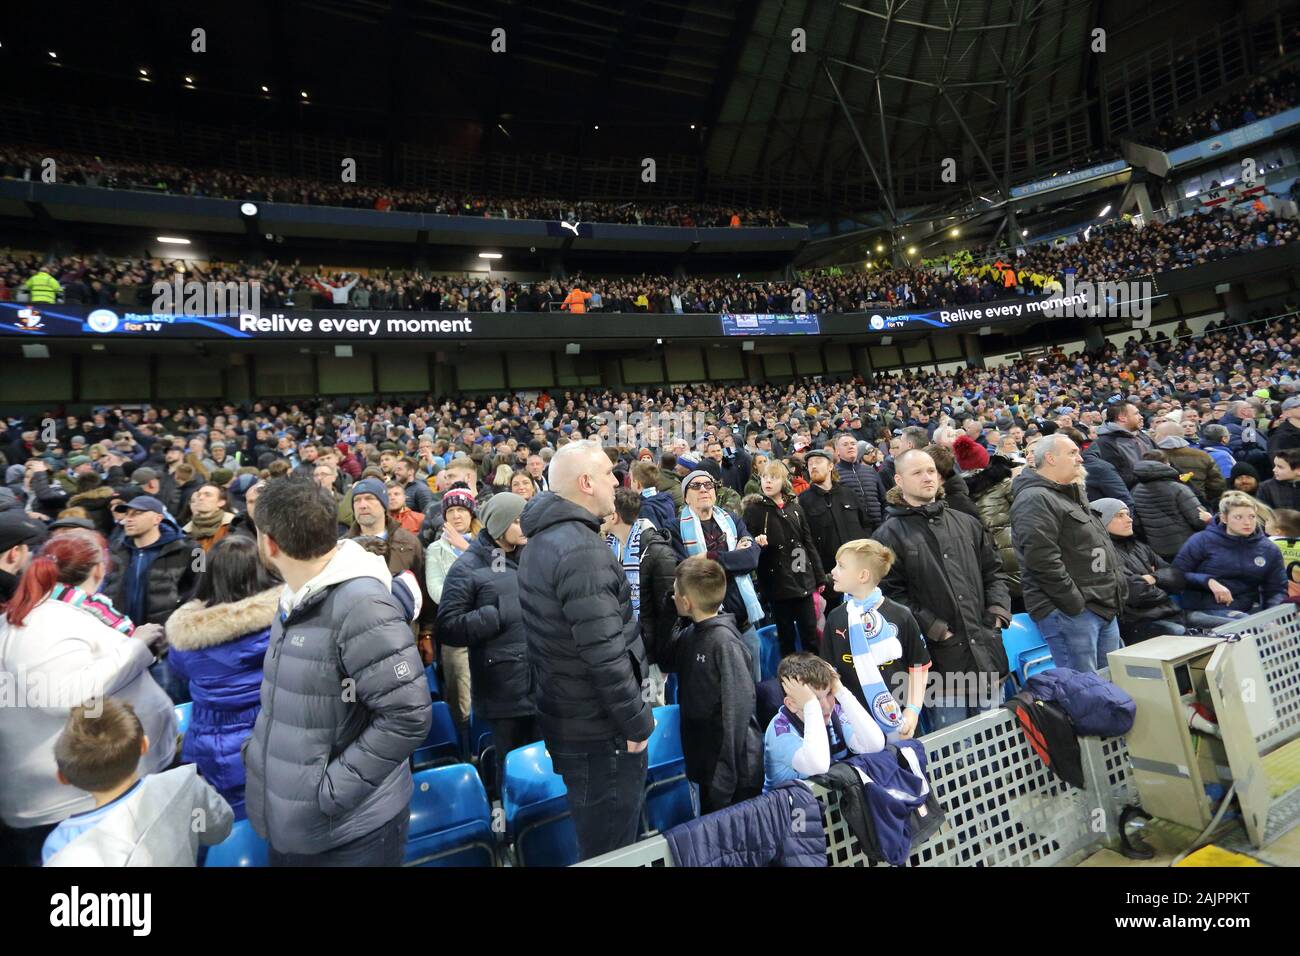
516,440,654,862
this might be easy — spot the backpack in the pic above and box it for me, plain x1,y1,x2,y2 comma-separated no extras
1004,692,1085,790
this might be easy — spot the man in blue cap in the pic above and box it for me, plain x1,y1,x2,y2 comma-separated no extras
102,495,199,630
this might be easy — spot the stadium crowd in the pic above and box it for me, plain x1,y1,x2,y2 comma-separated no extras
1141,67,1300,150
0,149,787,228
5,205,1295,314
2,301,1300,865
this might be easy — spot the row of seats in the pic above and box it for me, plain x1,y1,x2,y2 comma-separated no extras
202,703,695,867
195,618,1057,867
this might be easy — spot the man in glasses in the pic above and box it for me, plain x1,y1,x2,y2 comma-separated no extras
673,469,762,682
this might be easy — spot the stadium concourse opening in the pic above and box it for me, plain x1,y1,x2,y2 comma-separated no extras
2,1,1300,920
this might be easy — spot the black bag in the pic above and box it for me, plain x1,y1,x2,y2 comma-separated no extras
1004,691,1085,789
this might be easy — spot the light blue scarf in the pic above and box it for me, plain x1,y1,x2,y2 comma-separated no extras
678,505,764,626
607,518,652,616
846,589,904,738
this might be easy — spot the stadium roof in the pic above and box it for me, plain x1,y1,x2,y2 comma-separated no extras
8,0,1213,218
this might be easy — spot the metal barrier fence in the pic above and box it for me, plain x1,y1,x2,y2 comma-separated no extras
582,704,1138,868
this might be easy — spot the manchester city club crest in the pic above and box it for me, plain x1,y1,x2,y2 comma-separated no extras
873,690,903,727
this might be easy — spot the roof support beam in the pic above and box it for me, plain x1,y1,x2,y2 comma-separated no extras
822,60,897,225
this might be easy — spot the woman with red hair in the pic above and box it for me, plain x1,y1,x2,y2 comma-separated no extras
0,531,175,866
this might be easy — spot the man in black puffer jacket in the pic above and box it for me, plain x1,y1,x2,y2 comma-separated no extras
437,492,538,760
873,450,1012,731
517,441,655,862
1130,455,1209,560
243,479,432,866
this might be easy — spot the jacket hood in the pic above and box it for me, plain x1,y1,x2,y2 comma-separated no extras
883,486,946,509
166,587,281,651
883,484,947,515
1132,460,1181,482
0,487,17,511
126,518,185,553
1013,467,1087,501
68,485,116,507
1206,518,1266,545
519,490,601,538
1155,435,1189,449
1097,422,1143,439
284,537,393,613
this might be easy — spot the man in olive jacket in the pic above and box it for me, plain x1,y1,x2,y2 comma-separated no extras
1010,434,1127,674
873,449,1012,730
243,478,431,866
517,441,655,862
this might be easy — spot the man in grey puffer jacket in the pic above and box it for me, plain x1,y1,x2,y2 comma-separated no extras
243,478,431,866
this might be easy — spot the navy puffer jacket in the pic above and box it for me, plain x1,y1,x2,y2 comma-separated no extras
663,781,826,867
1023,668,1135,737
517,492,655,745
436,529,536,721
1172,519,1287,613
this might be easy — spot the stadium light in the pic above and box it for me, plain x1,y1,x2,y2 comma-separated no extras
593,125,599,130
240,202,259,217
950,227,960,238
139,67,149,76
1098,204,1112,217
48,51,57,59
478,252,503,259
301,90,309,98
184,75,193,83
261,85,269,93
908,246,918,255
1021,229,1029,237
690,124,696,129
157,236,191,244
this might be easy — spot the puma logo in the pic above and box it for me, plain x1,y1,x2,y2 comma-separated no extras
561,220,581,235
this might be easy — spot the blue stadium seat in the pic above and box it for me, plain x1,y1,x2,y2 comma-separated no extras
1002,613,1055,689
411,701,461,771
173,701,192,737
204,818,268,867
502,742,579,866
404,764,495,866
757,624,781,680
643,704,696,834
664,672,678,704
424,663,441,700
467,710,497,794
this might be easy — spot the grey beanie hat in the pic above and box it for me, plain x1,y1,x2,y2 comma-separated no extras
480,491,526,542
1089,497,1130,528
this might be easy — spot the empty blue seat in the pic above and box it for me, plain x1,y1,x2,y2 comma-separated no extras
502,742,579,866
644,704,696,833
404,764,495,866
411,701,461,771
757,624,781,681
1002,614,1055,688
424,663,441,700
173,701,192,737
204,818,268,867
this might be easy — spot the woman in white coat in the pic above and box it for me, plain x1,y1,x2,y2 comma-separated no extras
0,529,174,865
